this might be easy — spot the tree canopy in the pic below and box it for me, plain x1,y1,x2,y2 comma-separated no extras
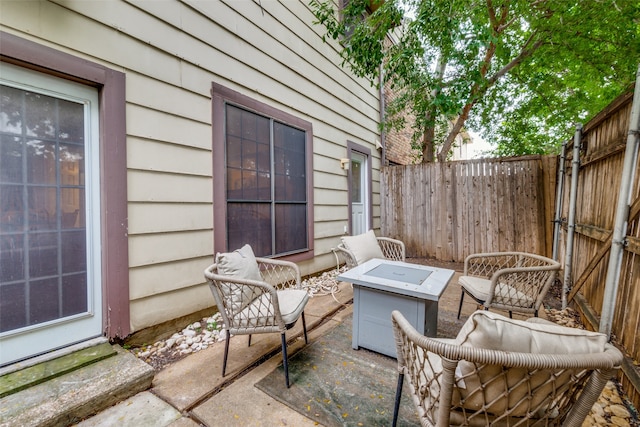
310,0,640,161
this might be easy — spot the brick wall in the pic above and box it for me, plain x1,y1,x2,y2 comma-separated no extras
383,80,421,165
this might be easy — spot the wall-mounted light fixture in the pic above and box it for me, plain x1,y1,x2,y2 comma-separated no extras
340,158,350,170
375,139,383,150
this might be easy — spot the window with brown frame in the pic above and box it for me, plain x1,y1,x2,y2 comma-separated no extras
212,83,313,259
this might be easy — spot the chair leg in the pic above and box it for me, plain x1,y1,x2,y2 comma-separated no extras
222,334,230,377
392,372,404,427
281,333,290,388
302,312,308,344
248,334,252,347
457,290,465,319
509,311,513,319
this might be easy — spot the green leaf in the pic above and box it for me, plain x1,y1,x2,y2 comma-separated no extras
310,0,640,160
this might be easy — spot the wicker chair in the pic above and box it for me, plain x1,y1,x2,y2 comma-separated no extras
391,310,623,427
204,245,309,388
457,252,561,319
334,229,405,269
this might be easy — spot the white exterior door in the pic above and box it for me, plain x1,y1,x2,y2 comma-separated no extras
350,151,369,235
0,63,103,366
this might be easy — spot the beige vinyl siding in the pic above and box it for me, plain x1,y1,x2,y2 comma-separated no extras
126,72,212,126
1,0,382,332
129,258,212,300
129,284,214,331
315,204,350,223
127,138,211,176
127,171,212,203
126,105,211,151
129,230,213,268
128,203,212,234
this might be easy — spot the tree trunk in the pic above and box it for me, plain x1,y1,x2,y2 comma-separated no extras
421,56,447,163
438,103,474,162
422,125,435,163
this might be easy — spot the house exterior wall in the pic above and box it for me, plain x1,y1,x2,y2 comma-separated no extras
0,0,384,334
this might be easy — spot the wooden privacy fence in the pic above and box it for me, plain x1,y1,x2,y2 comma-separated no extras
380,156,557,262
556,89,640,408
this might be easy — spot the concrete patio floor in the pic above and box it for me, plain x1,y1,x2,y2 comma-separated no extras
75,261,525,427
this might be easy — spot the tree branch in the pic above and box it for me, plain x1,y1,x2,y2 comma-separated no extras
497,15,518,33
487,36,544,86
438,103,474,162
438,35,545,161
438,14,545,161
487,0,498,28
437,0,506,161
498,0,510,25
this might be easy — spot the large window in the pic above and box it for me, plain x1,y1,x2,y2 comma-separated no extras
212,83,314,260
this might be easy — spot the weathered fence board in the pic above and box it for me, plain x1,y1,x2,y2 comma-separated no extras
380,156,556,262
557,88,640,410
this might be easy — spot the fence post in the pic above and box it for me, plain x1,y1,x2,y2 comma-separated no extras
552,140,568,261
562,124,582,309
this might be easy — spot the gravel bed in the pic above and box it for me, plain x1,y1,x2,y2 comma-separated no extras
129,312,225,371
128,267,346,371
545,307,639,427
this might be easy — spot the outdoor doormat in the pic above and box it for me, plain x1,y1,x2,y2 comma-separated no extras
255,313,464,426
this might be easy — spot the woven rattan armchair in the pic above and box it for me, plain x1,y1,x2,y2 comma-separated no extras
457,251,561,319
335,229,405,269
204,245,309,388
391,310,623,427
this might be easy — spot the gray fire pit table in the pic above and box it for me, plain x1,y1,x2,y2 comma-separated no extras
337,258,455,358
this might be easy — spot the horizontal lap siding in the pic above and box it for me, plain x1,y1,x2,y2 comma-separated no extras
128,203,213,235
2,0,381,331
129,258,213,300
381,156,555,262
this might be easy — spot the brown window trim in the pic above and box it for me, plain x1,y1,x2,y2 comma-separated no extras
211,82,314,263
0,31,129,339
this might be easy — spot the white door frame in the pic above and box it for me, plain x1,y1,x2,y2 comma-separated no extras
0,63,103,366
347,141,372,235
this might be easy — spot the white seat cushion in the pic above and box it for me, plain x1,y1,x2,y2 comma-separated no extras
341,229,384,265
234,289,309,329
459,276,492,300
459,275,534,307
277,289,309,325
